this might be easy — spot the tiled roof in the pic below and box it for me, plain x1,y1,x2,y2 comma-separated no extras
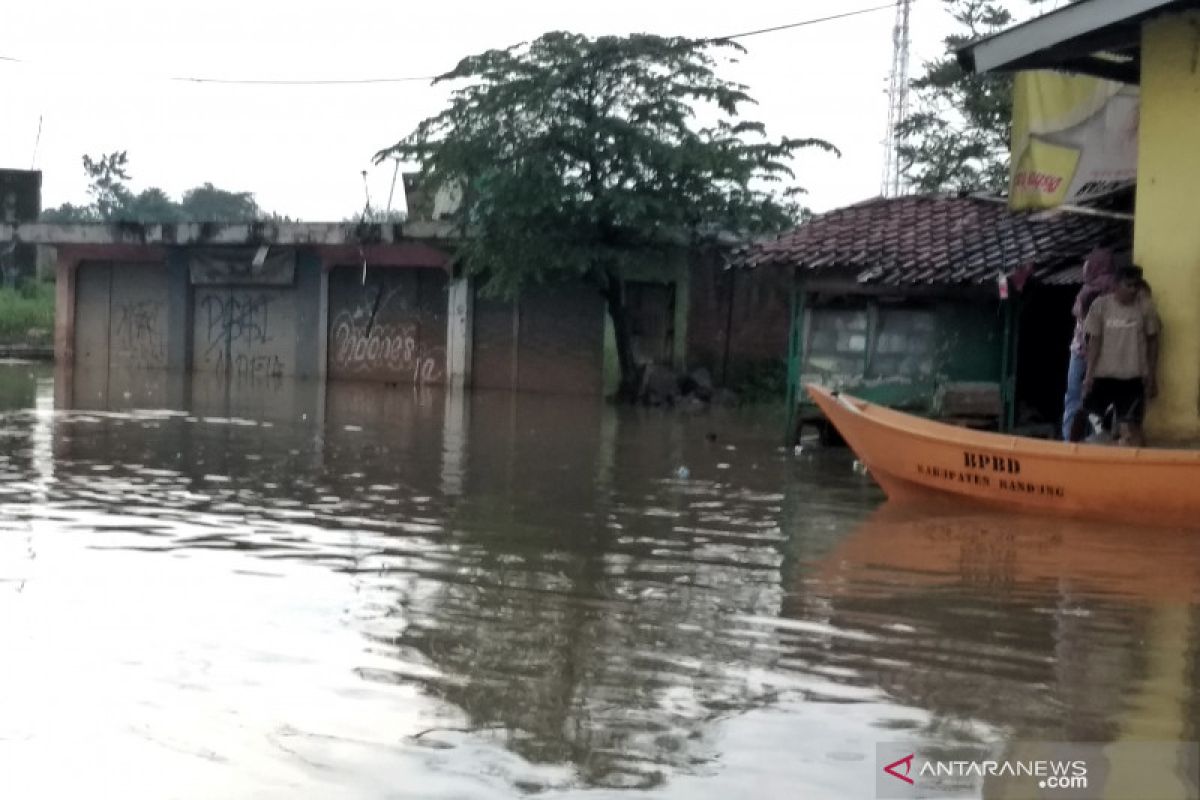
741,195,1132,287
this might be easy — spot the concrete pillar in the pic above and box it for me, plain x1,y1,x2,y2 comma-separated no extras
441,389,468,497
53,252,77,367
1136,13,1200,441
445,276,473,389
317,267,330,380
165,249,191,373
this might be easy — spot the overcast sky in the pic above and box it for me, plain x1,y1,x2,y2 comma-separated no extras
0,0,1049,221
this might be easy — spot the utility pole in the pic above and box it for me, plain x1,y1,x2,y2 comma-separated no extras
880,0,913,197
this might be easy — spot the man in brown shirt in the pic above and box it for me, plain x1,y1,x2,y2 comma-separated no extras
1069,266,1161,446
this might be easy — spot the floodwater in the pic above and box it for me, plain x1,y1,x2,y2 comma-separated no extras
1,363,1197,799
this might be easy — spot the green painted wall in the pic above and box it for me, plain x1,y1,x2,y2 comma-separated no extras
792,296,1005,418
601,252,691,397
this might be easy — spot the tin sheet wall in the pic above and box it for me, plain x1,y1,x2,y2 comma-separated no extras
471,283,605,395
72,261,176,407
326,266,448,385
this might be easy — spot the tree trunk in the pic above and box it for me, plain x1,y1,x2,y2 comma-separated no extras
601,273,640,402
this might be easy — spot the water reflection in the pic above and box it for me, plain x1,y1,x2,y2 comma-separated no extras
0,364,1195,798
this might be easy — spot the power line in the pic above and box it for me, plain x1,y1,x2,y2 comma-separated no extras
170,74,437,86
716,2,906,41
153,4,908,85
0,3,905,87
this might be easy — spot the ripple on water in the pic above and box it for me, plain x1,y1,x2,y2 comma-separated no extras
0,369,1196,798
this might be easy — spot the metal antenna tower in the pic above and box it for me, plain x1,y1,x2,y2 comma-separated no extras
881,0,913,197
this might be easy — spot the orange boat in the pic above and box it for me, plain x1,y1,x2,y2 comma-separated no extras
806,383,1200,529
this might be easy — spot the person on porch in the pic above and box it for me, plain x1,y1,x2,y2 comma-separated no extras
1062,249,1117,441
1069,266,1161,447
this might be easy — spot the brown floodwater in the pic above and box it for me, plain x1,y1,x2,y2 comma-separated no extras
0,363,1197,798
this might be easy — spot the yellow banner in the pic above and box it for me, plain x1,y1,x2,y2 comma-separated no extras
1009,71,1139,210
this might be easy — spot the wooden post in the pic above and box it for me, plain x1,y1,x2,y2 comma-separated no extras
785,279,808,444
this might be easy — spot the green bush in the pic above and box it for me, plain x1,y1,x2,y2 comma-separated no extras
0,281,55,343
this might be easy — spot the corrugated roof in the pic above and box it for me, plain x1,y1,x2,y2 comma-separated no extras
741,195,1132,287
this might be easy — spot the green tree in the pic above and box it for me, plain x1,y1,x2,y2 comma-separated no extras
42,154,269,223
897,0,1076,195
377,31,835,398
896,0,1016,194
125,188,186,223
82,151,135,220
178,183,261,222
40,202,97,224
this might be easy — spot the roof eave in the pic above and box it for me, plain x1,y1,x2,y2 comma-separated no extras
957,0,1188,76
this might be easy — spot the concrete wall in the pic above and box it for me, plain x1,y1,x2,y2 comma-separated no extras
1136,12,1200,441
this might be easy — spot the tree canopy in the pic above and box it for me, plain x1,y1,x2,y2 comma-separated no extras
378,31,836,394
41,152,275,223
896,0,1071,195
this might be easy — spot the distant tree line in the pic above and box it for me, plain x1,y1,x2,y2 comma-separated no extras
41,151,286,223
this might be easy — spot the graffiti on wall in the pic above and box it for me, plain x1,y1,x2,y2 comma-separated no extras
330,287,443,384
198,292,286,378
113,300,167,368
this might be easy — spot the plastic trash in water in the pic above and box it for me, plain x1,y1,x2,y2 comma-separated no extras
675,466,690,480
793,445,804,456
852,459,869,476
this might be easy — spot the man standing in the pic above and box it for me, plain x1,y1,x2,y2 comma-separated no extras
1069,266,1161,446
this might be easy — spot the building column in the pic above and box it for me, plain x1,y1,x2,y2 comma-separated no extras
672,257,690,373
441,389,468,497
1136,13,1200,442
445,275,473,389
317,263,330,381
53,249,78,367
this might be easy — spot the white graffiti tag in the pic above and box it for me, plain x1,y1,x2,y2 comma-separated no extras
331,313,443,384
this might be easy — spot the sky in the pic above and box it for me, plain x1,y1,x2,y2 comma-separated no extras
0,0,1041,221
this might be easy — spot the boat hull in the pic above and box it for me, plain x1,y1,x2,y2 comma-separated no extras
807,384,1200,528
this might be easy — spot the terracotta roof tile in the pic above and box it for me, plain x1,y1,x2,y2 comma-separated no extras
741,195,1132,287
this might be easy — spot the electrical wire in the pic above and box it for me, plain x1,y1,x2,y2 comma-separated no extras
170,74,438,86
716,2,906,41
0,2,904,87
